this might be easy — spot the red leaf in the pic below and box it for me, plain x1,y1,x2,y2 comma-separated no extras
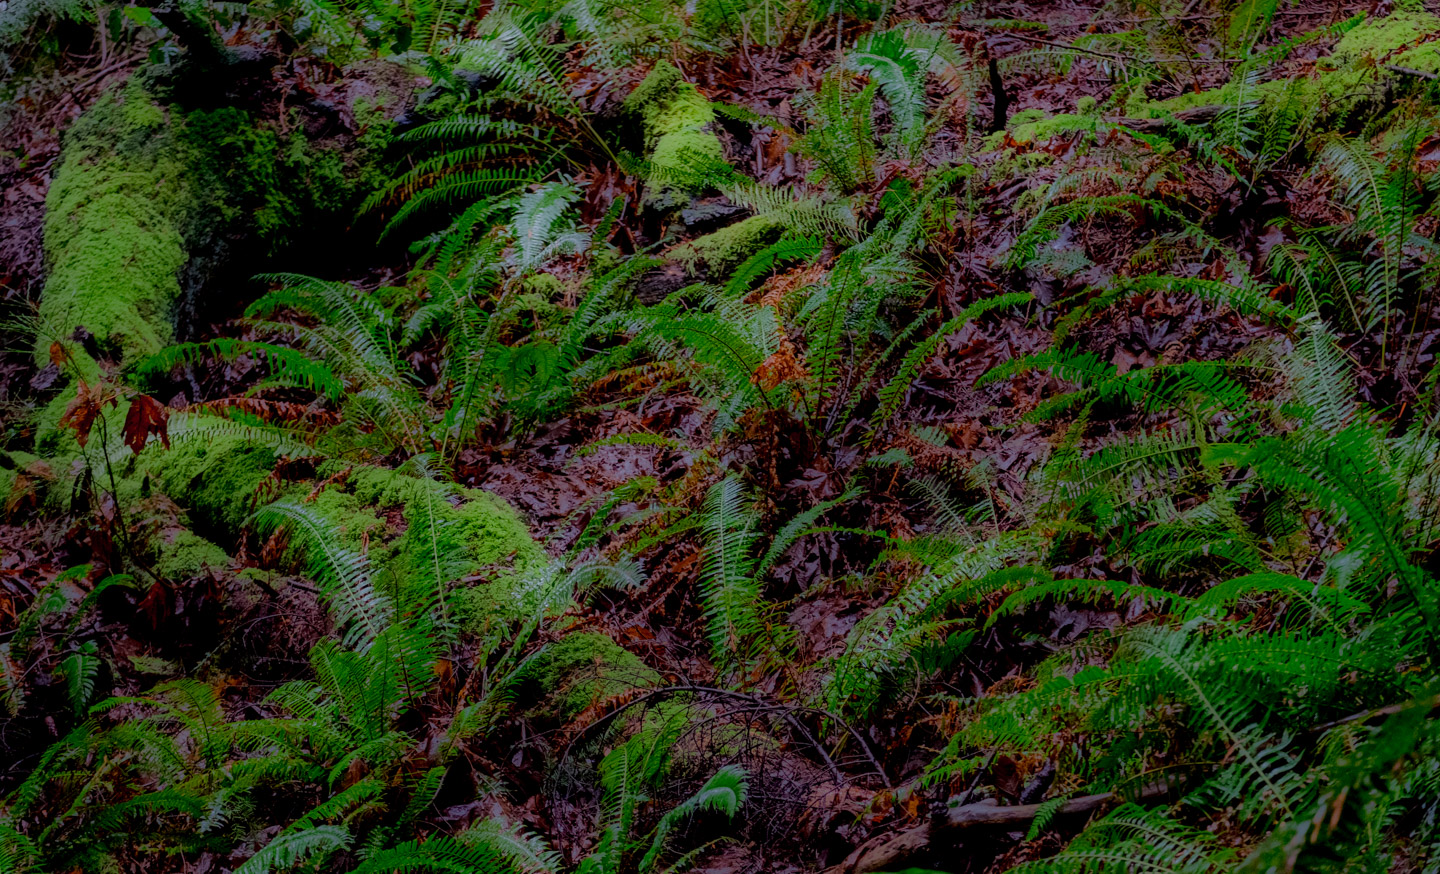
57,381,117,448
137,580,171,631
122,394,171,455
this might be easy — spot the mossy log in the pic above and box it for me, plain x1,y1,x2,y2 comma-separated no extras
999,10,1440,147
624,61,729,208
31,72,547,591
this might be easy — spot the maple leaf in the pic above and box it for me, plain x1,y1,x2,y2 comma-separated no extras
57,381,118,448
122,394,171,455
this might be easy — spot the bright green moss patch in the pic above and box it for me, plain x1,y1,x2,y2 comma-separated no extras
624,62,728,204
1135,9,1440,127
304,486,390,548
141,430,278,534
39,72,397,374
0,451,43,516
314,465,546,617
672,214,785,275
446,488,545,570
522,632,660,719
983,8,1440,152
153,528,231,579
1332,8,1440,70
339,465,544,572
1001,111,1102,147
39,81,195,369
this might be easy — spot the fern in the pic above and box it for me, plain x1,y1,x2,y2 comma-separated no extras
699,476,762,666
636,765,747,874
462,822,562,874
986,578,1180,629
846,30,930,159
871,292,1032,429
234,826,351,874
723,235,822,297
140,339,345,401
1009,805,1233,874
348,835,520,874
251,500,391,648
828,532,1039,717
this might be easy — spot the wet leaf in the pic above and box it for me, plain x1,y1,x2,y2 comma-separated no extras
121,394,171,455
57,380,118,448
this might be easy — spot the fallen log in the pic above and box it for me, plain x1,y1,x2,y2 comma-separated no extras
826,782,1175,874
1112,102,1257,133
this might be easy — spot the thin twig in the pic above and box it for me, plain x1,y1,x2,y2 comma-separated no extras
561,684,890,788
1004,33,1241,65
1385,64,1440,81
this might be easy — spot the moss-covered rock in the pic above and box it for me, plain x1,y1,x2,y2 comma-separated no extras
523,632,661,720
624,62,728,206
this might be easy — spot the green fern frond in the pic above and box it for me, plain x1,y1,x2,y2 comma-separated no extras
234,826,351,874
250,500,391,648
871,292,1032,429
700,476,761,665
140,339,345,401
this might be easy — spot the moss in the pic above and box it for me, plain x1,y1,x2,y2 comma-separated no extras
30,71,408,590
1002,112,1103,146
39,72,396,376
139,430,278,534
35,68,397,457
1136,10,1440,124
39,84,195,370
154,528,231,579
988,10,1440,153
521,272,564,298
328,464,545,590
449,488,546,570
522,632,660,719
623,62,728,204
305,486,390,547
135,441,539,587
0,451,44,517
672,214,785,275
990,97,1102,148
1333,9,1440,74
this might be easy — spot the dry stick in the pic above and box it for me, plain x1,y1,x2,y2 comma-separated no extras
562,684,890,789
1003,32,1241,65
1308,692,1440,734
1386,64,1440,81
828,694,1440,874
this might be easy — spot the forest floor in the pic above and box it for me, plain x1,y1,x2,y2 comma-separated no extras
5,0,1440,872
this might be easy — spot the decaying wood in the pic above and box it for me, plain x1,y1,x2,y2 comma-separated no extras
826,782,1176,874
1113,101,1259,132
